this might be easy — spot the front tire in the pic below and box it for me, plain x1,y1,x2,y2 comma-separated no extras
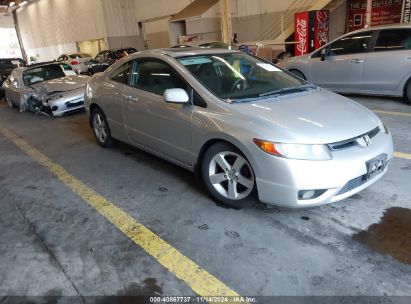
201,143,255,209
91,108,113,148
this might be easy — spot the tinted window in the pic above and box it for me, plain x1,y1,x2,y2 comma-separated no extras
374,29,411,52
110,62,131,84
131,60,186,95
328,31,372,56
23,65,66,85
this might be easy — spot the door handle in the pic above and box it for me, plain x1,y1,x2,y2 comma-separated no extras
126,95,139,102
350,59,364,64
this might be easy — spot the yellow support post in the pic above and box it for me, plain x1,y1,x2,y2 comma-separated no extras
220,0,232,44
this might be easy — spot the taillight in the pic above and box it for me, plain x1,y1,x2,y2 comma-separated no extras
71,60,79,65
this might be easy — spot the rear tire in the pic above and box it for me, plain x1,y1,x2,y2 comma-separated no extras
201,143,255,209
289,69,306,80
91,108,113,148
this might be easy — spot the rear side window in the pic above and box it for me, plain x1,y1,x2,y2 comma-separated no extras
110,61,131,85
374,29,411,52
328,31,373,56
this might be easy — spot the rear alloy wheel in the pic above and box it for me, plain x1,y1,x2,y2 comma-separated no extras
202,143,255,209
91,108,113,148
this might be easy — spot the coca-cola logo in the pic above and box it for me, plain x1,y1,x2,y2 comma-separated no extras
296,18,307,54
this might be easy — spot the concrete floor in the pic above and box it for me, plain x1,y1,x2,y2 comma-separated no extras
0,95,410,301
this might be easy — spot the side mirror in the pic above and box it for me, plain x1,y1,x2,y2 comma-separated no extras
320,48,328,61
163,88,190,104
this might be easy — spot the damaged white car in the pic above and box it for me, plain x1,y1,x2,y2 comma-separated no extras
2,62,89,116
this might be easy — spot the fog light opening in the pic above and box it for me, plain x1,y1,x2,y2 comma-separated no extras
298,189,327,200
51,106,58,111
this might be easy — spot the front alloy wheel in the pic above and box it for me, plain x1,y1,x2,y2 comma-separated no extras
202,143,255,208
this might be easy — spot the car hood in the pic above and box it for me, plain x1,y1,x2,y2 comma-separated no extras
30,75,89,93
277,54,310,67
231,89,380,144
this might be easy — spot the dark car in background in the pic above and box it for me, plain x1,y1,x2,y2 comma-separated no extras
87,47,137,75
1,58,26,98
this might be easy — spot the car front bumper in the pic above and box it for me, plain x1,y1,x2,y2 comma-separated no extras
252,131,394,208
47,91,85,117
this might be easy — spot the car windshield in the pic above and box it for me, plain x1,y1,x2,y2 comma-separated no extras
23,64,66,85
69,53,91,59
0,59,25,71
178,53,311,102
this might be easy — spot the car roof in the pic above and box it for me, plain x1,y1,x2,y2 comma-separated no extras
134,47,239,58
350,23,411,34
16,62,62,73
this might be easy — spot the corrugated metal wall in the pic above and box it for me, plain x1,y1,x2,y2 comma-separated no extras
17,0,106,50
102,0,139,37
15,0,349,56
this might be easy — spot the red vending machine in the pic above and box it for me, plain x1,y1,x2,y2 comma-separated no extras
295,10,330,56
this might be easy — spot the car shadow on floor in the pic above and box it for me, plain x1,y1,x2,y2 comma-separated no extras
63,112,209,199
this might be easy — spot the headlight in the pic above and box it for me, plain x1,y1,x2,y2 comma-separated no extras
253,139,332,160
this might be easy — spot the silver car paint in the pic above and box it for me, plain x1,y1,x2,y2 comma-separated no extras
277,24,411,98
3,66,89,116
85,49,394,208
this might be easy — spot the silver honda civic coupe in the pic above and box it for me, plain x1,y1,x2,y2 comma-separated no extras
85,48,393,208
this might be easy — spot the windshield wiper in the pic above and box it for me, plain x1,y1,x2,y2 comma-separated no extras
259,84,317,98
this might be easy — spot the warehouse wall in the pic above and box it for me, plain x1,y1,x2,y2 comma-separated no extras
16,0,140,62
101,0,141,49
15,0,349,58
17,0,106,62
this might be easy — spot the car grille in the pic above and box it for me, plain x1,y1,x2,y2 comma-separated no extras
336,175,367,196
328,127,380,151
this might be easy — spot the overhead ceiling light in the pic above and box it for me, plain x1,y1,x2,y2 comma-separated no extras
9,2,16,7
20,1,28,6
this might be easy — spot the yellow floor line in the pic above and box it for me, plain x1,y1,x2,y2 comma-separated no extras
394,152,411,160
0,126,238,298
373,110,411,117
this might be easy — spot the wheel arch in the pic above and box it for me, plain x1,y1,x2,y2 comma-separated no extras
402,75,411,99
194,136,259,183
288,68,307,80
